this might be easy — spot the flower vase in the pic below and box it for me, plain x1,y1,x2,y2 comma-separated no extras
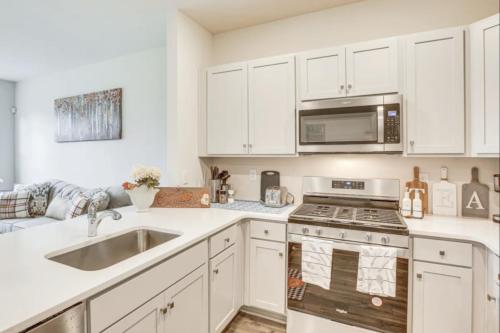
127,185,159,212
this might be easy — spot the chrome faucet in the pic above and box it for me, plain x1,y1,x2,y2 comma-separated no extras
87,201,122,237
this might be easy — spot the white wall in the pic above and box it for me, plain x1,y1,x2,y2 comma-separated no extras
204,0,499,216
212,0,499,64
0,80,15,191
15,48,167,188
166,10,213,186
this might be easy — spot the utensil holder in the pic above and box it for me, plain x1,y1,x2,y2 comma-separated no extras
208,179,222,203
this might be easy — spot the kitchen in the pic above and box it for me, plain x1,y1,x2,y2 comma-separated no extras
0,0,499,333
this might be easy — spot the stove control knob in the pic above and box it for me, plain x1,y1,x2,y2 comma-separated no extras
381,236,390,245
365,233,373,242
302,227,310,234
315,229,323,236
339,231,346,239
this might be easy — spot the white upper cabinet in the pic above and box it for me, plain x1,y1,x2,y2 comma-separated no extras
470,14,500,155
207,63,248,155
298,47,346,100
298,38,398,100
248,56,296,154
345,38,399,96
405,28,465,154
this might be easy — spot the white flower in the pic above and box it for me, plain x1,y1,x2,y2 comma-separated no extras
130,165,161,182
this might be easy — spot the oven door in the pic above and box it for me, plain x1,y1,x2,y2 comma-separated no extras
298,96,385,153
287,234,409,333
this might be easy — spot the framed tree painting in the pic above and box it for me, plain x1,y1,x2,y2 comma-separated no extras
54,88,122,142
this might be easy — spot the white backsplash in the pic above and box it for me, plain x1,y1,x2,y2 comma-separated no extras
203,155,499,217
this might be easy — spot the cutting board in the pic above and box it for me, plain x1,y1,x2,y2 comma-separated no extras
432,167,457,216
462,167,489,218
152,187,210,208
405,166,429,214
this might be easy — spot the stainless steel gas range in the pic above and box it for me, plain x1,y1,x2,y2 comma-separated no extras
287,176,409,333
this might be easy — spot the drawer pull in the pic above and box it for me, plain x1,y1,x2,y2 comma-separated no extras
264,230,269,235
416,273,423,279
439,250,445,256
224,238,230,243
160,307,168,315
167,302,175,309
213,268,219,274
487,294,497,302
279,252,284,258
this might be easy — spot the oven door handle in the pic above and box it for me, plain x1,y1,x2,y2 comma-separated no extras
377,107,384,143
288,233,409,259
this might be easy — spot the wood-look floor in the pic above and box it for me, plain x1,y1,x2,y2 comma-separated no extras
223,312,286,333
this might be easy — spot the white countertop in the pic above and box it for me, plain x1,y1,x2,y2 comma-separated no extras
0,206,294,333
405,215,499,256
0,204,498,332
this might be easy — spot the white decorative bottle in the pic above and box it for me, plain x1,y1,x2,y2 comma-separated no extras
401,188,412,218
412,189,424,219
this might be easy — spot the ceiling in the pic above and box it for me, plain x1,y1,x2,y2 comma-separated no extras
178,0,362,34
0,0,361,81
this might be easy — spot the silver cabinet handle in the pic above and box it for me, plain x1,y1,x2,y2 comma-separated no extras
279,252,283,258
416,273,423,279
439,250,445,256
339,84,345,91
264,230,269,235
347,84,352,91
161,302,175,315
213,268,219,274
160,307,168,315
224,238,230,243
249,144,253,148
243,144,247,148
167,302,174,309
410,140,415,146
487,294,497,302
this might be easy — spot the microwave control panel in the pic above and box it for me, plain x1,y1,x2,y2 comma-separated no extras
384,109,401,144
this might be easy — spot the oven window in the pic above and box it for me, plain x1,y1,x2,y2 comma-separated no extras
288,241,408,333
300,110,378,144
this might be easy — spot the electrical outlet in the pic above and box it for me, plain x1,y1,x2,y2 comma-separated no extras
249,169,257,181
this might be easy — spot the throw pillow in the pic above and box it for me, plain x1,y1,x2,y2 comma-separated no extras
66,195,91,220
45,196,71,221
16,182,51,216
0,191,31,219
105,186,132,209
83,190,110,212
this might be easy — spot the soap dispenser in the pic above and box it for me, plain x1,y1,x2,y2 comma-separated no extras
412,189,424,219
401,188,412,218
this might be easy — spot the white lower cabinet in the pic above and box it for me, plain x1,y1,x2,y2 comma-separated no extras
412,261,472,333
103,294,164,333
486,251,499,333
210,245,238,333
163,265,208,333
249,238,286,314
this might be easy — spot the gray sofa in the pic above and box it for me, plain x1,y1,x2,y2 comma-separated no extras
0,180,131,234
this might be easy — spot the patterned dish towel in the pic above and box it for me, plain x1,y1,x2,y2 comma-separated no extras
301,236,335,289
288,268,306,301
356,245,397,297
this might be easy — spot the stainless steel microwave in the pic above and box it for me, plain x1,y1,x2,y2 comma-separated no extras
297,94,403,153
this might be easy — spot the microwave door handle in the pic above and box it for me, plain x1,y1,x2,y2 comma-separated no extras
377,108,384,143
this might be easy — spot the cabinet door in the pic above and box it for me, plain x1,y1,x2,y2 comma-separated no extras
486,251,499,333
406,28,465,154
345,38,398,96
249,239,286,314
164,265,208,333
413,261,472,333
103,294,164,333
470,14,499,155
207,63,248,155
298,47,346,100
248,56,296,154
210,246,237,333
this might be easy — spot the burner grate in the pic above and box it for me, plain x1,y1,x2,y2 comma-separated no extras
334,207,354,220
355,208,401,224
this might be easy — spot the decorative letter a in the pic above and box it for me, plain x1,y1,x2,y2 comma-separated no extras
466,191,484,210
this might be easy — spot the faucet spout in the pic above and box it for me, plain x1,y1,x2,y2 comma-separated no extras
87,202,122,237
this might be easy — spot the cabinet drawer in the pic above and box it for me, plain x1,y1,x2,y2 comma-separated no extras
250,220,286,242
89,241,208,333
210,225,236,258
413,238,472,267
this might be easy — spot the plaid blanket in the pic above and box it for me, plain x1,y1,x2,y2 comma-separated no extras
0,191,31,219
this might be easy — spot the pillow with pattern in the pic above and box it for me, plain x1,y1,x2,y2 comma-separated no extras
83,190,110,212
0,191,31,219
66,194,91,220
15,182,51,216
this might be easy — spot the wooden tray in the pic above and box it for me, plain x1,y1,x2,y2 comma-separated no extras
152,187,210,208
405,166,429,214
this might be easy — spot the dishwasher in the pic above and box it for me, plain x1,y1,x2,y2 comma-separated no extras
24,303,85,333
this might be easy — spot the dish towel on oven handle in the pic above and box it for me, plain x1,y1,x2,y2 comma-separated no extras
356,245,397,297
301,236,334,290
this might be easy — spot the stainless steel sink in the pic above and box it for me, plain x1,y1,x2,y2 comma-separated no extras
48,229,180,271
